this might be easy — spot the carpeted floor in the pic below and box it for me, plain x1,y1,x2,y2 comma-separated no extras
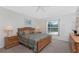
0,39,71,53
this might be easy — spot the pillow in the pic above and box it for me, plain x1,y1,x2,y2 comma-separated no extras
23,30,35,34
19,31,25,36
24,30,31,34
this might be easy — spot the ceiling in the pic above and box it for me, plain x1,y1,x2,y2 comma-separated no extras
2,6,78,19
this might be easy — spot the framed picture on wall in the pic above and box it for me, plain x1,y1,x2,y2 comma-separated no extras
24,18,32,27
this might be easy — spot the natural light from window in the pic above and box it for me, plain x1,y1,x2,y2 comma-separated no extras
47,20,59,35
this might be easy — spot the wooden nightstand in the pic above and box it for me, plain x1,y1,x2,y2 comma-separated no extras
4,36,19,49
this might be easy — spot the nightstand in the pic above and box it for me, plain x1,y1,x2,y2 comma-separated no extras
4,36,19,49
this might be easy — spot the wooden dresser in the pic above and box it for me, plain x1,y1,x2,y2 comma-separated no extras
5,36,19,49
70,34,79,53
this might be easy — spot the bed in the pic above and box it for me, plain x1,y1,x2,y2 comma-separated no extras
17,27,51,52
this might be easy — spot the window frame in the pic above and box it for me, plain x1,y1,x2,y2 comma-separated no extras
46,19,60,36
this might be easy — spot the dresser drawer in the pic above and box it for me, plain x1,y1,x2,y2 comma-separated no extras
70,34,79,53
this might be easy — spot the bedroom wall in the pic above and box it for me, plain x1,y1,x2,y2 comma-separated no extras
0,7,25,48
35,13,76,41
58,13,76,41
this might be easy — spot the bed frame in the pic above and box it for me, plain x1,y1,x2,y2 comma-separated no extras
17,27,51,52
36,35,51,52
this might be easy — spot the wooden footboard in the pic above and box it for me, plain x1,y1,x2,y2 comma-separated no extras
36,36,51,52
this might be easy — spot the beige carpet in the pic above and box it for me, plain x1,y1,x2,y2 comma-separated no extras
0,39,71,53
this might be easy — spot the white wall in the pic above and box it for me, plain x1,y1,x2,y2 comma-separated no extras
59,13,76,41
35,13,76,41
0,7,25,48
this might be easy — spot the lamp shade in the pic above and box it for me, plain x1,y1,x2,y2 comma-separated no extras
35,26,40,32
5,26,13,31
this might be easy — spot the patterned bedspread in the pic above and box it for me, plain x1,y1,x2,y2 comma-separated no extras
27,33,48,49
18,31,49,51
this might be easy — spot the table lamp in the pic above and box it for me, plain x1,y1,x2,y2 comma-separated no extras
5,26,13,37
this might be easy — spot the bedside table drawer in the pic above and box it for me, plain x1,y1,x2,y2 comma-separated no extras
5,36,19,49
5,40,18,45
5,39,18,43
5,43,19,49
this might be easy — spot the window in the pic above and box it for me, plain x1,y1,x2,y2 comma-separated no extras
47,20,59,35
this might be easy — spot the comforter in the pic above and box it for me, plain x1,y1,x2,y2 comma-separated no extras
18,32,49,52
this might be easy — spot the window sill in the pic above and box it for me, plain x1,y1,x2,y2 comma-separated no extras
48,32,59,36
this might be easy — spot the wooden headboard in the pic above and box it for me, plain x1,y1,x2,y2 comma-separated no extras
18,27,35,32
